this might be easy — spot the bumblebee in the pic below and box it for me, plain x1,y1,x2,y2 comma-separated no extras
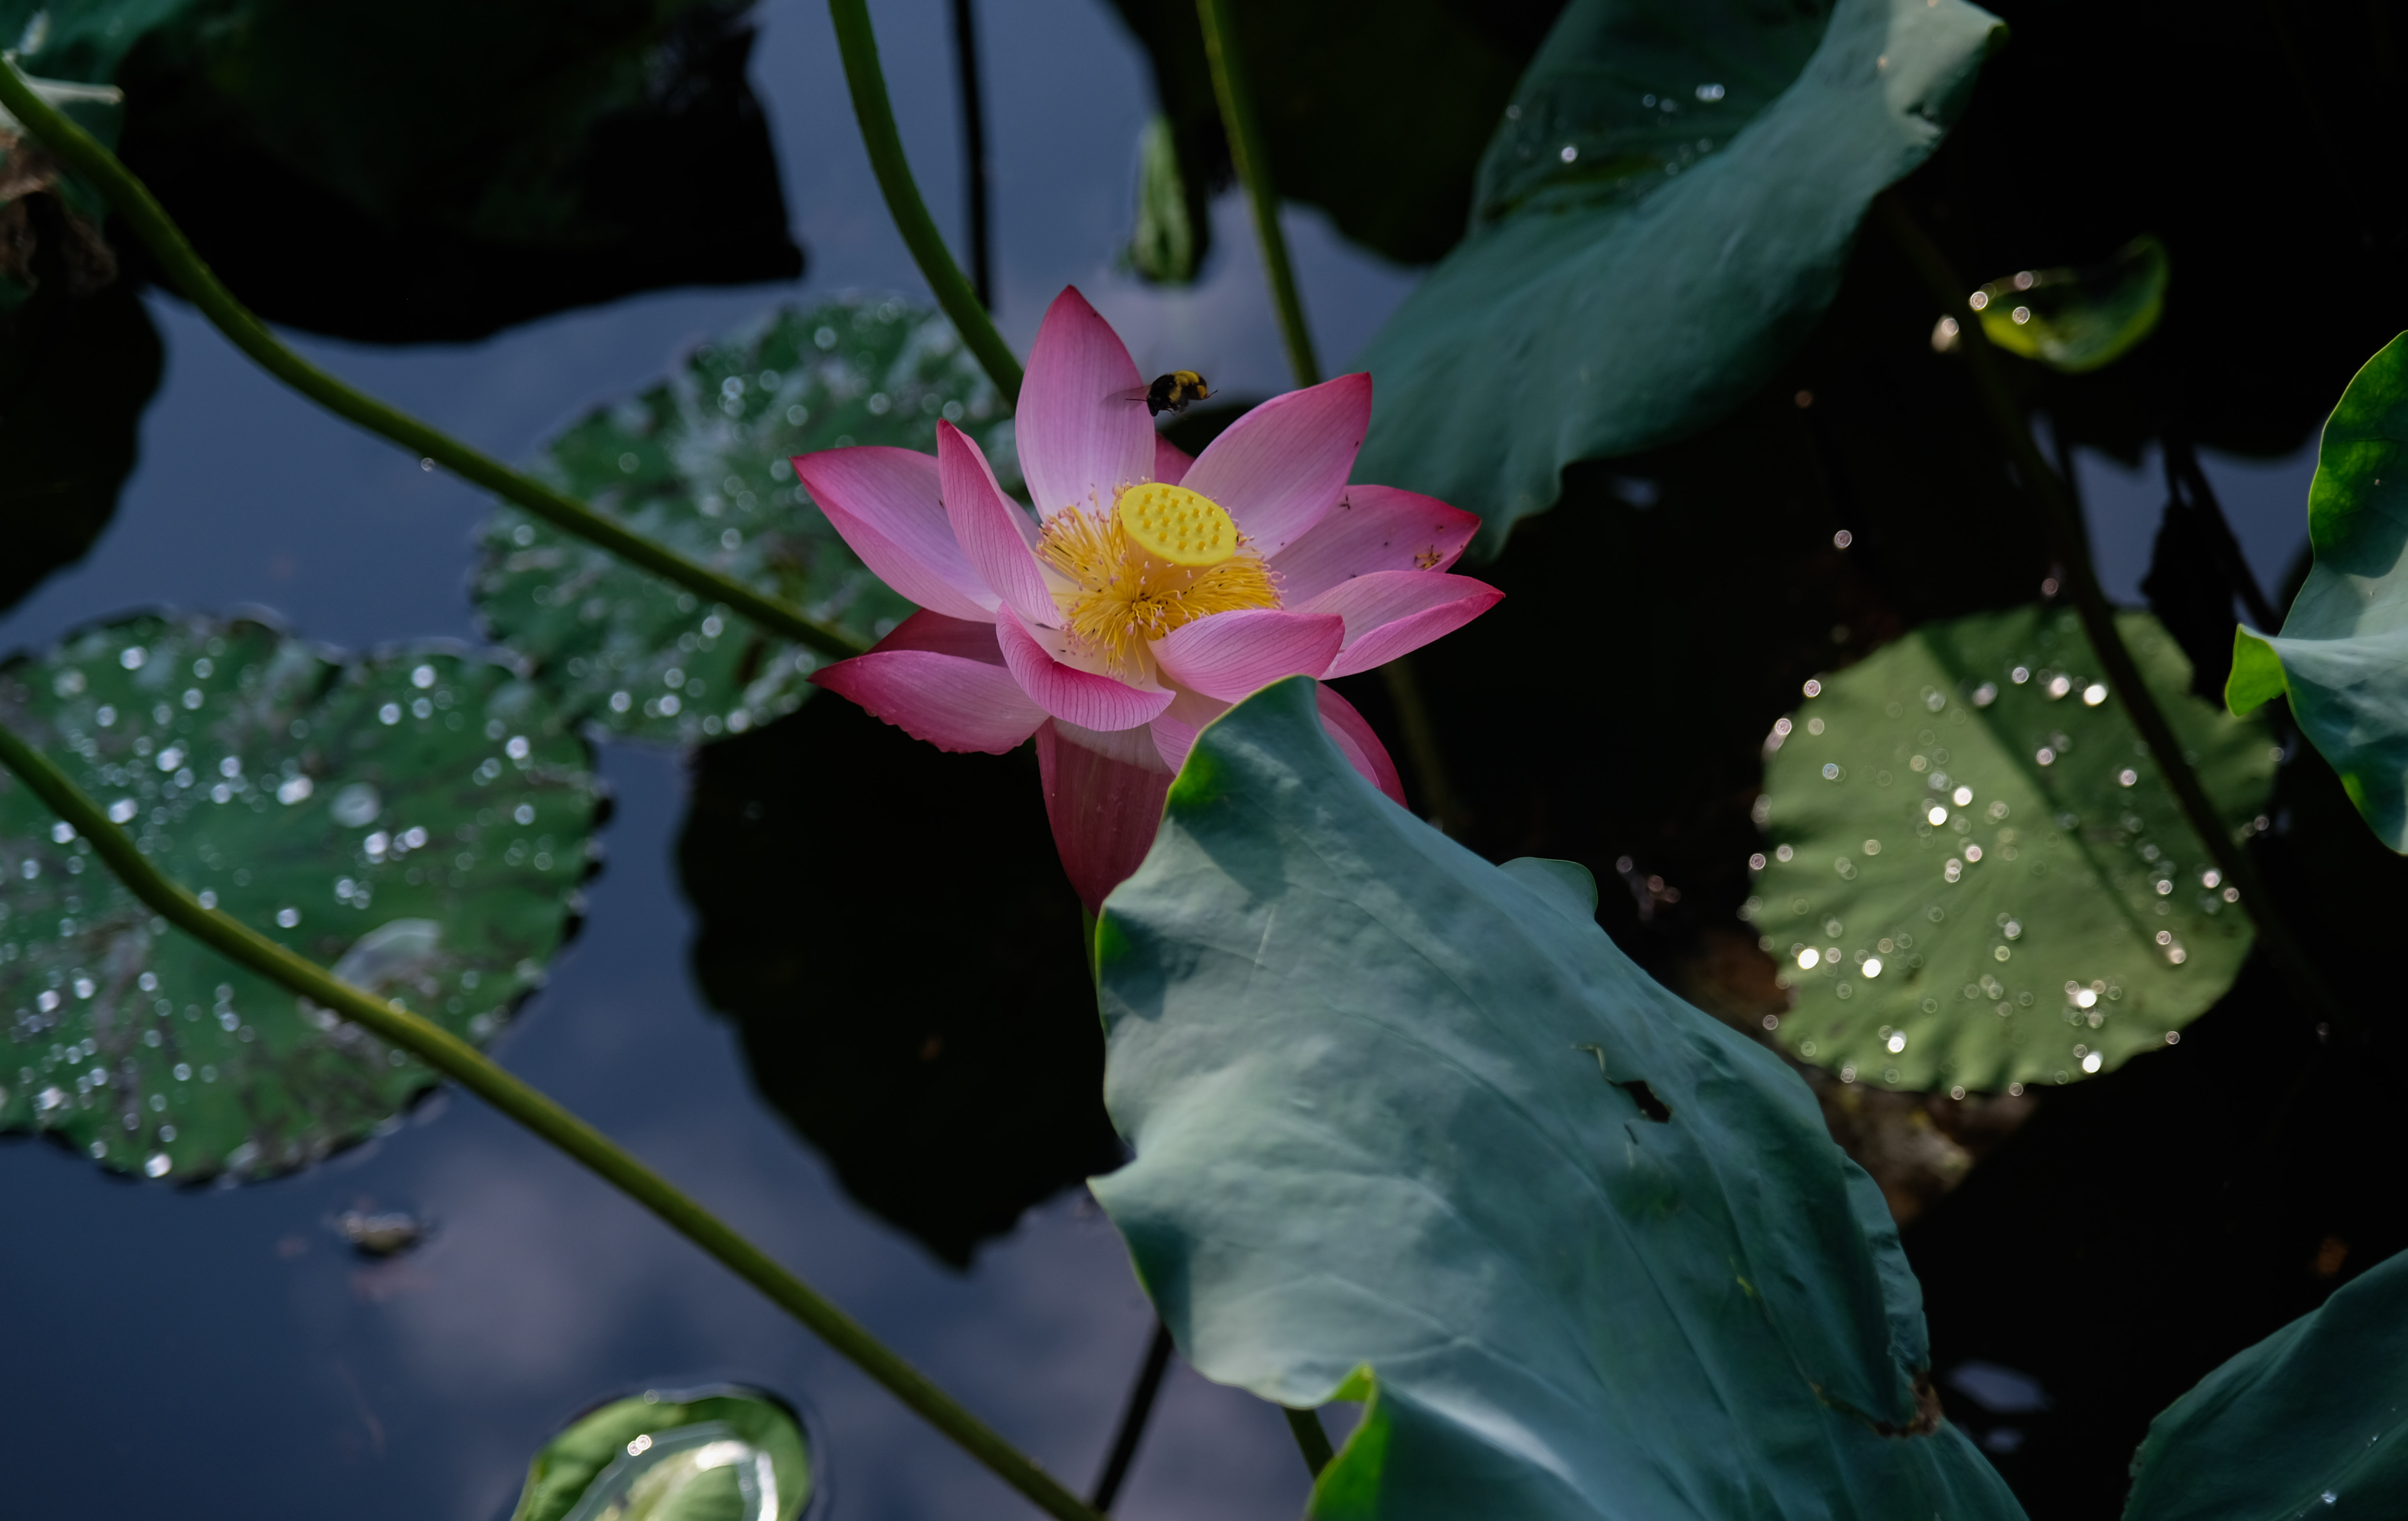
1121,370,1211,417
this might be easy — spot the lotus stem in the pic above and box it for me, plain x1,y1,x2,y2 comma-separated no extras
1872,191,2351,1037
0,59,866,664
0,720,1103,1521
828,0,1023,401
1089,1320,1176,1509
948,0,993,309
1194,0,1319,387
1282,1405,1335,1476
1189,0,1471,832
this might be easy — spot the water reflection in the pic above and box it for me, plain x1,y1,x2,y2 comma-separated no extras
679,695,1118,1267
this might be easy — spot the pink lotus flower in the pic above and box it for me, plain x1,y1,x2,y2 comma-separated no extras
793,287,1500,908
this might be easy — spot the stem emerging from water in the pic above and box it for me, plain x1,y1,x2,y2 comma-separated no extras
1194,0,1317,387
828,0,1022,402
1089,1320,1176,1510
1189,0,1468,833
948,0,993,309
0,722,1102,1521
1873,192,2350,1037
0,59,865,665
1282,1405,1336,1476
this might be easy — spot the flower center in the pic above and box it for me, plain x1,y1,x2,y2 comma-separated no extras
1036,484,1280,680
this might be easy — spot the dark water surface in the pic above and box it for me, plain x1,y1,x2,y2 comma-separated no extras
0,0,2318,1513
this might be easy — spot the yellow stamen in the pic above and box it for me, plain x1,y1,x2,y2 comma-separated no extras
1036,487,1279,680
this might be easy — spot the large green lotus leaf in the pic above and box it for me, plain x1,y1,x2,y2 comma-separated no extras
1091,677,2024,1521
475,298,1012,747
2123,1249,2408,1521
1353,0,2001,553
510,1385,812,1521
0,614,598,1183
1753,605,2275,1094
2229,332,2408,852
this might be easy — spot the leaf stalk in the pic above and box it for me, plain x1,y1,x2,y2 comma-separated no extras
827,0,1023,401
1194,0,1318,387
1873,191,2350,1037
1189,0,1470,834
1282,1405,1335,1476
0,720,1103,1521
0,59,866,665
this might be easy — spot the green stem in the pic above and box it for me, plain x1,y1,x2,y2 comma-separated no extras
1195,0,1318,387
0,721,1101,1521
1379,658,1468,838
1191,0,1469,834
0,60,865,665
827,0,1023,403
1873,192,2352,1037
1282,1406,1335,1476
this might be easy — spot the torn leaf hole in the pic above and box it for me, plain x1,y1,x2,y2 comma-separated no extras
1617,1079,1671,1122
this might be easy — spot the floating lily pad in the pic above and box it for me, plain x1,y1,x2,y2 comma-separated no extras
476,297,1014,747
1353,0,2001,553
1972,235,2168,374
510,1385,812,1521
0,613,599,1183
2123,1248,2408,1521
1093,678,2023,1521
2229,331,2408,852
1750,605,2276,1094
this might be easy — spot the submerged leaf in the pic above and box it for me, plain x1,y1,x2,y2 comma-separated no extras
1092,677,2023,1521
510,1385,811,1521
2123,1248,2408,1521
1754,606,2273,1092
1353,0,2001,553
1972,235,2168,373
477,297,1012,747
0,614,598,1183
2229,332,2408,851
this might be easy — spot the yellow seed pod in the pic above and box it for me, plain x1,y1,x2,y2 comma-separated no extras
1117,482,1238,566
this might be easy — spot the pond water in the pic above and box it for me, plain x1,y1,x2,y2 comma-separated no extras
0,0,2316,1515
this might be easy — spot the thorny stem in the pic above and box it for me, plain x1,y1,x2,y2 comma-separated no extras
0,59,865,665
1873,192,2353,1038
0,724,1104,1521
828,0,1023,402
1194,0,1317,387
1188,0,1466,834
